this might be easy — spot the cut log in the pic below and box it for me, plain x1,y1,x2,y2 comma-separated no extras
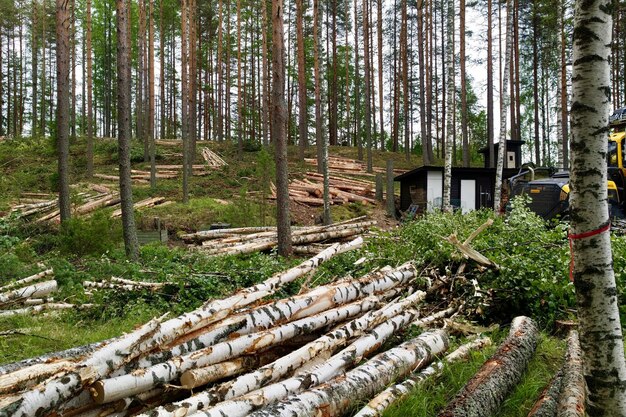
0,303,92,318
110,197,165,218
182,227,278,243
243,330,448,417
135,288,426,417
527,370,564,417
91,298,379,404
354,337,493,417
556,330,585,417
191,296,435,417
0,269,54,292
109,277,167,289
437,316,539,417
0,360,75,395
0,280,58,307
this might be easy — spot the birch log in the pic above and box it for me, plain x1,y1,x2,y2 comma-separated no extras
91,298,378,404
0,360,75,395
244,330,448,417
527,370,564,417
135,289,426,417
190,301,444,417
122,264,410,374
0,315,165,416
0,269,54,292
0,303,92,318
0,280,58,306
556,331,585,417
354,337,493,417
437,316,539,417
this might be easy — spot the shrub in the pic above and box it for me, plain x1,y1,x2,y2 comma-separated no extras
57,212,122,257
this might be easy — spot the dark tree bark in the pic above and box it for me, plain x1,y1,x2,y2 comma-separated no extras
148,0,156,188
296,0,307,159
487,0,494,167
363,0,373,172
116,0,140,260
86,0,94,177
460,0,468,167
272,0,292,256
56,0,72,223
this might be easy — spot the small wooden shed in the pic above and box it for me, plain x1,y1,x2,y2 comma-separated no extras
395,166,519,213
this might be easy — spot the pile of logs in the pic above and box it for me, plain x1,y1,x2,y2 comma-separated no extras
0,239,477,417
304,155,406,176
0,269,88,318
182,216,376,256
271,172,377,207
201,147,228,168
7,189,169,223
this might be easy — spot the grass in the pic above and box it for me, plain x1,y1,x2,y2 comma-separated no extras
382,333,565,417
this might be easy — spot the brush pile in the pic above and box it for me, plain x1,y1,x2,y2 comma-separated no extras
182,216,377,256
0,239,476,417
271,172,378,207
201,147,228,168
0,269,89,318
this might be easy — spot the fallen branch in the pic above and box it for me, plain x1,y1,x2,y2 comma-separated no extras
0,269,54,293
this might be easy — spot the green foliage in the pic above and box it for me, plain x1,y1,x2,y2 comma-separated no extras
57,211,122,256
256,148,275,226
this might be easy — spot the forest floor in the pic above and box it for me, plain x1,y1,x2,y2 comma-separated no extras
0,136,624,416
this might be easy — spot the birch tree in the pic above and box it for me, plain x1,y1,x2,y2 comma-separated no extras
442,0,454,212
569,0,626,410
493,0,513,212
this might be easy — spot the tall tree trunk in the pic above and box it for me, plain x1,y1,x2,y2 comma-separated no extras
329,0,338,147
532,0,540,165
181,0,190,203
261,0,270,146
417,0,431,164
159,0,165,140
560,0,569,169
363,0,373,172
70,0,76,140
86,0,94,177
31,0,38,138
189,0,197,168
487,0,495,168
401,0,409,161
116,0,140,260
493,0,513,212
237,0,243,155
443,0,454,211
273,0,292,256
138,0,146,156
296,0,307,159
217,0,224,141
377,0,384,152
354,0,362,159
149,0,156,188
460,0,468,167
56,0,72,222
314,0,323,174
569,0,626,411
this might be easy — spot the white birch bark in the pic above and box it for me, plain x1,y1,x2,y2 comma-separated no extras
569,0,626,410
493,0,513,211
135,288,425,417
0,315,165,416
0,360,74,395
0,302,91,318
245,330,448,417
353,337,492,417
0,269,54,292
91,298,378,404
188,306,452,417
120,263,413,374
442,0,454,212
0,280,58,305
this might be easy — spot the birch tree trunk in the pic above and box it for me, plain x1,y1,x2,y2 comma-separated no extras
246,330,448,417
569,0,626,410
442,0,454,212
493,0,513,212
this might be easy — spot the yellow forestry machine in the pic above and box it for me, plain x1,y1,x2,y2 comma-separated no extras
508,107,626,221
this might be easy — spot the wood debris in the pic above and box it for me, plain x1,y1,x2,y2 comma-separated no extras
304,155,407,176
184,217,376,256
201,147,228,168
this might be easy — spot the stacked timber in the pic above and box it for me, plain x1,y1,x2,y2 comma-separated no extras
271,173,378,207
0,269,89,317
183,217,376,256
304,155,407,176
110,197,168,218
201,147,228,168
0,241,474,417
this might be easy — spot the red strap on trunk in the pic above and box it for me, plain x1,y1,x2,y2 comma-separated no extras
568,223,611,281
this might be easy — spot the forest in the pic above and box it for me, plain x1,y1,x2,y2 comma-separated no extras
0,0,625,415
